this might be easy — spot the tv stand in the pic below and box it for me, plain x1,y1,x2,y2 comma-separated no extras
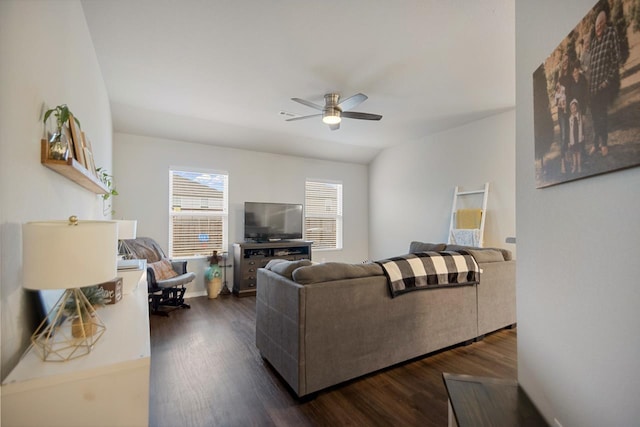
247,239,297,244
232,241,312,296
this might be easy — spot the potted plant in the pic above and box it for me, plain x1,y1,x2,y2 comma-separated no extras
43,104,81,161
65,285,108,338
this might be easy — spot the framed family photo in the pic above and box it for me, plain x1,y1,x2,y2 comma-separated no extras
533,0,640,188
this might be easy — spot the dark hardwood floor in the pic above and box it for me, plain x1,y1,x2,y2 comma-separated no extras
149,295,517,427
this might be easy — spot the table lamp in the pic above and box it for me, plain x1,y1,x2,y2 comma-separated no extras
22,216,117,362
116,219,137,259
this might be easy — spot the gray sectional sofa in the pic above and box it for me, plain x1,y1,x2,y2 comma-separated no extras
255,242,516,397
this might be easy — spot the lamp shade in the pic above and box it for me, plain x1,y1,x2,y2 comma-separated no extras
116,220,137,240
23,218,118,290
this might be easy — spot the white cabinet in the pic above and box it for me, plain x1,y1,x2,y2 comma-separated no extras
1,273,150,427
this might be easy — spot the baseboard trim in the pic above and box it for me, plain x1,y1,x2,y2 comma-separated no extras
185,290,207,299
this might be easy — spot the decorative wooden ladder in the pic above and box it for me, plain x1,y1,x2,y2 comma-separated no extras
448,183,489,247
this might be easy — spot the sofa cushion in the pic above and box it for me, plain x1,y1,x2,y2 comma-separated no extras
445,244,512,261
265,259,313,279
466,249,505,263
292,262,384,285
148,259,179,280
409,241,447,253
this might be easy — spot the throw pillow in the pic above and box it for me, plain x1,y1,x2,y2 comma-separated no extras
409,241,447,253
148,259,179,281
267,259,313,279
265,259,288,270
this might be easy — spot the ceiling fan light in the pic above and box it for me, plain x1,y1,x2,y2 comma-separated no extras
322,107,341,124
322,115,341,125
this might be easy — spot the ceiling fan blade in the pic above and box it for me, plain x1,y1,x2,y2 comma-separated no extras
338,93,367,111
285,113,322,122
329,122,340,131
341,111,382,121
291,97,324,111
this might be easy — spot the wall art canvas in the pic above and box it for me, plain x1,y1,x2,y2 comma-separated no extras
533,0,640,188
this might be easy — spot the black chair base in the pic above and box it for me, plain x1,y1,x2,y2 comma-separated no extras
149,286,191,316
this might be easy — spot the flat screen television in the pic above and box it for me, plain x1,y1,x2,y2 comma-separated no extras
244,202,303,242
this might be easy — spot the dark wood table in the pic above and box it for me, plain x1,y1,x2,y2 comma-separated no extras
442,373,548,427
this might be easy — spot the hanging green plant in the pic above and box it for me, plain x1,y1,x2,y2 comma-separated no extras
95,167,118,201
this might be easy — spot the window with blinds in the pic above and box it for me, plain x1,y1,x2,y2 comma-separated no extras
169,169,228,258
305,180,342,250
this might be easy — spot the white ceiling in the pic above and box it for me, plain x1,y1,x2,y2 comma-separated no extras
81,0,515,164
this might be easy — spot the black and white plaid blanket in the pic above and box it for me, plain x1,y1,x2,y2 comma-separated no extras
376,251,480,298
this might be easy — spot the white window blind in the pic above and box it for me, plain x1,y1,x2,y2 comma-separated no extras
169,169,228,258
305,180,342,250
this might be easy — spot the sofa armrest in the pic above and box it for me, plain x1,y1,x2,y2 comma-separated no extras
477,260,516,336
156,272,196,289
256,269,306,395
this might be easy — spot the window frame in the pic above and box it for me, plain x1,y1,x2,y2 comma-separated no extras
304,179,343,251
168,167,229,259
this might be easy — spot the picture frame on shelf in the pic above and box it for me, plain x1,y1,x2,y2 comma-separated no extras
81,132,97,177
83,132,94,153
68,113,86,168
84,147,96,178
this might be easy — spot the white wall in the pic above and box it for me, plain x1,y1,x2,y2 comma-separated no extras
0,1,112,379
113,133,369,295
369,110,516,260
516,1,640,426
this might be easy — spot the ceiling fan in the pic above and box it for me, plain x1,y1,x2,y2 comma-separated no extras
285,93,382,130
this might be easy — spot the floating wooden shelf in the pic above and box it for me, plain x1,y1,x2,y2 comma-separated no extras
40,139,108,194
